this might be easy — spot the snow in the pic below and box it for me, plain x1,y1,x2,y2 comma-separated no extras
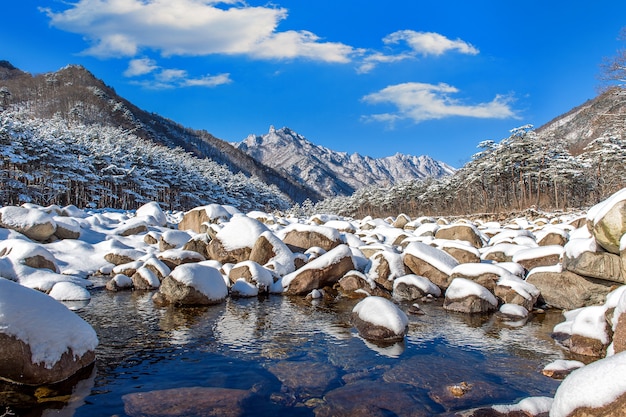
551,351,626,417
570,305,610,344
134,267,160,289
160,230,192,249
352,296,408,335
216,214,269,251
587,187,626,226
135,202,167,227
0,277,98,369
492,397,553,415
231,279,259,297
403,241,459,275
445,278,498,306
499,303,529,318
282,244,354,289
169,263,228,301
111,274,133,288
49,281,91,301
393,274,441,297
0,205,56,233
542,359,585,373
564,237,598,259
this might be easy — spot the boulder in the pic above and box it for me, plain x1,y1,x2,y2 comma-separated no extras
392,274,441,301
158,230,192,252
338,270,389,299
131,267,161,290
436,240,481,264
113,218,148,236
249,231,295,276
613,291,626,354
526,270,614,310
0,239,59,273
443,278,498,314
481,243,525,263
536,227,568,247
177,204,234,233
53,216,81,240
123,387,251,417
228,260,275,293
434,223,484,249
403,241,459,289
494,275,540,311
282,245,354,295
0,278,98,385
181,233,210,259
279,223,342,253
104,248,146,266
135,201,167,227
392,213,411,229
352,296,408,342
366,250,406,291
0,206,57,241
562,250,626,284
550,351,626,417
105,274,134,291
153,263,228,306
448,263,512,292
206,214,269,264
157,249,206,270
512,245,564,271
587,188,626,254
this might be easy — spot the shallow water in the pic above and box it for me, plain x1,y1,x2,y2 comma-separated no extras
7,278,571,416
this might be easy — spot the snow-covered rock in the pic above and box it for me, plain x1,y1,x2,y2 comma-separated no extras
48,281,91,301
0,278,98,385
586,187,626,254
153,263,228,306
228,260,276,294
403,241,459,289
443,278,498,314
278,223,343,253
0,205,57,241
177,204,236,233
526,269,613,310
352,296,408,342
206,214,269,263
541,359,585,380
434,223,484,249
366,250,407,291
136,201,167,227
392,274,441,301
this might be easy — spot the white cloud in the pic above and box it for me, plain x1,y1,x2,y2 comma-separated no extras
124,58,158,77
362,82,517,125
42,0,356,63
384,30,479,56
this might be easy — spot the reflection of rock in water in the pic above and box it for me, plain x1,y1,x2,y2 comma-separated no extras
123,386,252,417
314,380,441,417
268,361,339,401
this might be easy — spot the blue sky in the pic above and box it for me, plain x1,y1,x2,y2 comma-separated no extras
3,1,626,167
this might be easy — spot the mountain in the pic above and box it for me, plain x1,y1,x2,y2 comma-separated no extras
0,62,321,203
234,126,455,198
536,87,626,154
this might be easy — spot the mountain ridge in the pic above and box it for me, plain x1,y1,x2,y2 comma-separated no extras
234,125,455,198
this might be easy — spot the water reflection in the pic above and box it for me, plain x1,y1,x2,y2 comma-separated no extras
5,283,572,416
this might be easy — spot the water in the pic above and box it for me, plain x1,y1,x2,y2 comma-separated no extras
6,278,570,416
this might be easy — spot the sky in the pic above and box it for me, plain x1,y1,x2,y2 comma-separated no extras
3,1,626,167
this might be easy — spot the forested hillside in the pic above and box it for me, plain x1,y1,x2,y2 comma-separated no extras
312,117,626,218
0,111,291,211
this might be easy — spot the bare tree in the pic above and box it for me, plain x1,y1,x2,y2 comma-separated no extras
599,28,626,89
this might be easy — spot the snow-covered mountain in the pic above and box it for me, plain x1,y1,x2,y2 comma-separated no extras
234,126,455,198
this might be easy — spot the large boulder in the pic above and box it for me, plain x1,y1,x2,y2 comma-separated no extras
526,269,614,310
228,260,276,294
562,249,626,284
512,245,564,271
206,214,269,264
448,263,512,292
249,231,295,276
282,244,354,295
338,270,389,298
352,296,408,342
135,201,167,227
392,274,441,301
279,223,343,253
153,263,228,306
550,351,626,417
586,187,626,254
0,239,59,273
0,278,98,385
0,206,57,241
443,278,498,314
434,223,484,249
366,250,406,291
177,204,236,233
494,275,540,311
613,291,626,354
403,241,459,289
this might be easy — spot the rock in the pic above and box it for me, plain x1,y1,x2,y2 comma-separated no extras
104,248,146,266
112,260,143,277
177,204,235,233
536,227,569,247
551,351,626,417
249,231,295,276
53,216,81,240
153,263,228,306
562,250,626,284
123,386,251,417
0,206,57,241
181,233,210,259
144,231,159,245
131,267,161,290
541,359,585,380
494,275,540,310
526,270,614,310
113,218,149,236
105,274,133,291
158,230,192,252
443,278,498,314
135,201,167,227
512,245,564,271
437,240,481,264
393,213,411,229
392,274,441,301
338,270,389,298
587,188,626,254
157,249,206,270
0,239,59,272
613,291,626,354
352,296,408,342
206,215,269,264
403,241,459,289
280,223,342,253
282,245,354,295
366,250,406,291
314,380,437,417
228,260,275,293
482,243,525,263
448,263,512,292
434,223,484,249
142,256,171,281
268,361,338,399
0,278,98,385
